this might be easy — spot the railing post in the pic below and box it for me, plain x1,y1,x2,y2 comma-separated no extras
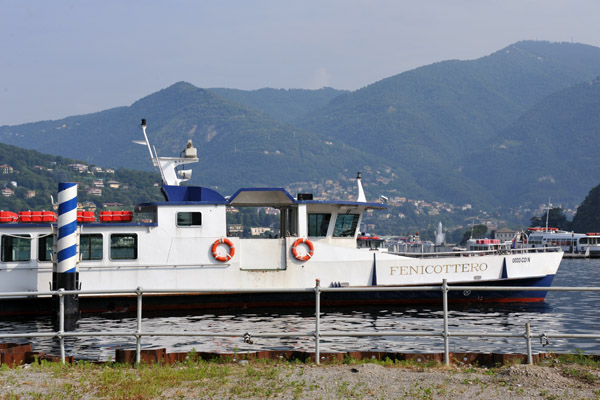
525,322,533,365
442,279,449,366
58,289,65,364
136,287,143,365
315,279,321,365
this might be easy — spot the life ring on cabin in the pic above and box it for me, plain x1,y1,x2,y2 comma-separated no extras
291,238,315,261
211,238,235,262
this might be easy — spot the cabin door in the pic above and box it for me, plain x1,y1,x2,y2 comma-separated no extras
238,238,286,270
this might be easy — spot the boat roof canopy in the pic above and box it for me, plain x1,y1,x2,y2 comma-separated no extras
228,188,296,207
161,185,227,203
140,185,386,210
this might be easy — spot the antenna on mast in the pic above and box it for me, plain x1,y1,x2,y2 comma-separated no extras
356,172,366,202
133,119,199,186
545,198,552,231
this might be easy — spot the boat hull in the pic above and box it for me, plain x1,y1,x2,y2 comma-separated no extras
0,274,555,317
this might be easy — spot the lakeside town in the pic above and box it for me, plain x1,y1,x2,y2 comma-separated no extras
1,160,577,242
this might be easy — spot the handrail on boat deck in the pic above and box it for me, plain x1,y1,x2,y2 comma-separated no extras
389,246,562,258
0,279,597,367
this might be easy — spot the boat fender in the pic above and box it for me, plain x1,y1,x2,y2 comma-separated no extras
211,238,235,262
291,238,315,261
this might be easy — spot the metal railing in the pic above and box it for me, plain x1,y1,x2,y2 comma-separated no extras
2,280,600,366
387,245,561,258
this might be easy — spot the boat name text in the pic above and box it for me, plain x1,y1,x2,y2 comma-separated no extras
389,263,488,276
512,257,531,263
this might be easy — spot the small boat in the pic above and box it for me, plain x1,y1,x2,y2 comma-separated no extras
0,120,563,316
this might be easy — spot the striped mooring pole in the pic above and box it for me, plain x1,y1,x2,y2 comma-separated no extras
52,182,80,330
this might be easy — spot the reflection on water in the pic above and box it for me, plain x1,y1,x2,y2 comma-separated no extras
1,259,599,361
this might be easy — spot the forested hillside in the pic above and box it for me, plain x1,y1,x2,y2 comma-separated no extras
209,87,346,123
0,142,163,211
294,41,600,207
0,82,437,203
572,184,600,232
463,77,600,207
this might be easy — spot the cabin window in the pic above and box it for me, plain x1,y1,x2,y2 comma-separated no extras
110,234,137,260
1,234,31,262
38,235,53,262
333,214,359,237
81,234,103,260
177,212,202,227
308,213,331,237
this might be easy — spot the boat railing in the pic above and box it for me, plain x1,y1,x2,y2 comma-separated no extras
388,246,562,258
0,279,597,366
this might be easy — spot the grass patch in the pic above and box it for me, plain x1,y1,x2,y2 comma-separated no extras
560,367,597,384
342,355,442,369
556,350,600,369
3,351,600,399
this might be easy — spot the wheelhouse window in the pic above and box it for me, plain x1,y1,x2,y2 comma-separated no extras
333,214,359,237
308,213,331,237
81,234,103,260
177,212,202,227
38,235,53,262
110,234,137,260
2,234,31,262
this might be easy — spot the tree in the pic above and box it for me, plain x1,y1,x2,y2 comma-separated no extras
530,207,571,230
460,224,488,245
572,185,600,232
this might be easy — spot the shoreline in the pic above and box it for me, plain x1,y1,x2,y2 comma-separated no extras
2,341,585,367
2,354,600,399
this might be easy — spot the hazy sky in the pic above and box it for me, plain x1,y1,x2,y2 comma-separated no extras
2,1,600,126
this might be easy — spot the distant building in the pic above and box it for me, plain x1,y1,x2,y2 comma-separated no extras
0,165,13,174
105,168,115,174
494,228,518,242
106,180,120,189
69,163,88,173
1,187,14,197
86,188,102,196
81,201,97,212
250,227,271,236
102,202,123,208
227,224,243,237
25,190,36,199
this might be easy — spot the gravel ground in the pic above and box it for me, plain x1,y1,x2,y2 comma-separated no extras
2,362,600,399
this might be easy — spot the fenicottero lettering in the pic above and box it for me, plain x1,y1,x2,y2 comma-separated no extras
389,263,488,276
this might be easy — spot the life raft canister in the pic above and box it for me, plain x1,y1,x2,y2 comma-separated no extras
291,238,315,261
211,238,235,262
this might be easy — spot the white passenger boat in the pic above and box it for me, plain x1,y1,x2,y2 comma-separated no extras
0,120,563,315
527,227,600,258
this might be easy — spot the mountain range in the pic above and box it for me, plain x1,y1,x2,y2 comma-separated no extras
1,40,600,214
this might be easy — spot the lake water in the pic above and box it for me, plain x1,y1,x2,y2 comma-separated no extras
1,258,599,361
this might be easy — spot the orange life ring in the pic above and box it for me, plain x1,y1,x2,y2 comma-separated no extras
291,238,314,261
211,238,235,262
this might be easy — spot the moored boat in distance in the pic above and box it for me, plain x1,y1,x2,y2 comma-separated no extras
527,227,600,258
0,120,563,316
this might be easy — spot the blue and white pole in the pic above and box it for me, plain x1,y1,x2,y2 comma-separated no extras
53,182,79,329
57,183,78,274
